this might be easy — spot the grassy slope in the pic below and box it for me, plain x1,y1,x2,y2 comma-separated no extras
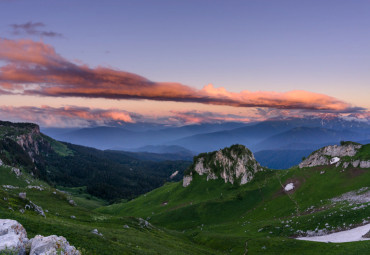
0,165,219,255
98,165,370,254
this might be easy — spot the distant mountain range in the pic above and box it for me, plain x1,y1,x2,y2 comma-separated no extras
42,117,370,169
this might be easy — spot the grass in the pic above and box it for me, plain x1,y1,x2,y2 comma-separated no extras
98,163,370,254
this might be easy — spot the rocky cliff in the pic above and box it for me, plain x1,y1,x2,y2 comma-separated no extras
182,144,263,187
299,142,370,169
0,121,54,171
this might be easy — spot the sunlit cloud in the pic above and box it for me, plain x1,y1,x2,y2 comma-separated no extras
0,38,362,113
0,105,134,127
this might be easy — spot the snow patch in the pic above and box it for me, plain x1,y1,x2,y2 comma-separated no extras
284,183,294,192
170,171,179,179
330,157,340,164
297,223,370,243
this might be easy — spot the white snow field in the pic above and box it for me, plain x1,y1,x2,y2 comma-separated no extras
297,223,370,243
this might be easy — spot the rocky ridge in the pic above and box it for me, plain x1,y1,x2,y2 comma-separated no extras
299,143,370,169
183,144,263,187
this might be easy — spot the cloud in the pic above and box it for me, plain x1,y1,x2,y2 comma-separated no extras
10,22,63,38
170,110,254,124
0,104,368,128
0,38,363,113
0,105,134,127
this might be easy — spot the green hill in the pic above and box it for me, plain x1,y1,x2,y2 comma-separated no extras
98,144,370,254
0,121,191,201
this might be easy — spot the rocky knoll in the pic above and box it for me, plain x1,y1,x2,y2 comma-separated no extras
0,219,80,255
183,144,263,187
299,143,370,169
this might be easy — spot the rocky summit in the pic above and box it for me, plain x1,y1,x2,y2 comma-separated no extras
299,142,370,169
182,144,263,187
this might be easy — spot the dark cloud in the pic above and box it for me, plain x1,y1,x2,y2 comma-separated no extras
10,22,63,38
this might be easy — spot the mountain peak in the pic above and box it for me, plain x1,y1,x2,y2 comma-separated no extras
182,144,263,187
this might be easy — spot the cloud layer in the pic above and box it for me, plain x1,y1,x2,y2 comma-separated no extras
0,38,361,113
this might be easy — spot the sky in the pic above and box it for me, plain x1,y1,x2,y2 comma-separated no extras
0,0,369,127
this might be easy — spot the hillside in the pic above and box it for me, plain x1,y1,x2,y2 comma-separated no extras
0,121,191,201
0,160,215,255
99,143,370,254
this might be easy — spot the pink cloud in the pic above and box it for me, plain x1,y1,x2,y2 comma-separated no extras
0,38,363,113
0,105,133,127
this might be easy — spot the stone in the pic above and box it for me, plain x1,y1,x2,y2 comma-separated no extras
29,201,46,217
182,175,193,187
3,185,18,189
11,167,22,177
68,200,77,206
91,229,103,236
27,185,44,191
30,235,80,255
0,219,28,255
123,224,130,229
359,161,370,168
19,192,27,199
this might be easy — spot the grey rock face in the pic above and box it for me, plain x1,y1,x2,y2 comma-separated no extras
183,145,263,187
182,175,193,187
30,235,80,255
359,160,370,168
299,144,364,168
0,219,28,255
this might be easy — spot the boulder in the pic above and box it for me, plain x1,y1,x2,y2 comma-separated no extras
91,229,103,236
19,192,27,200
0,219,28,255
11,167,22,177
30,235,80,255
29,201,46,217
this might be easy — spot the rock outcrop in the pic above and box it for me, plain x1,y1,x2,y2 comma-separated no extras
29,235,80,255
0,219,28,255
183,145,263,187
0,219,80,255
299,143,370,169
